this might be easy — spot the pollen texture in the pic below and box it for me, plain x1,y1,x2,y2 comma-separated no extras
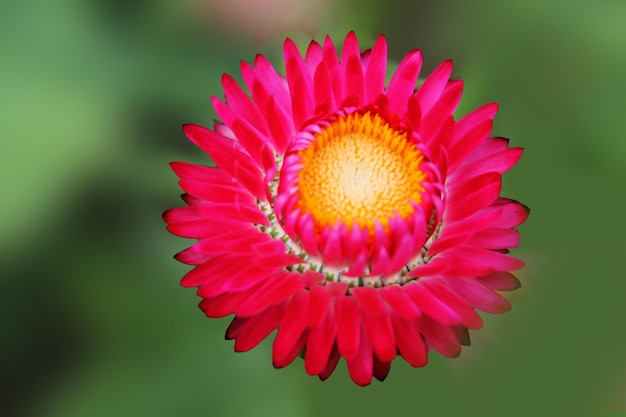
296,112,427,232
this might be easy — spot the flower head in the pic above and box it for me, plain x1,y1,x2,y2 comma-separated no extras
163,32,529,386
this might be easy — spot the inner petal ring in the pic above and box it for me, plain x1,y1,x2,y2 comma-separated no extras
274,110,434,278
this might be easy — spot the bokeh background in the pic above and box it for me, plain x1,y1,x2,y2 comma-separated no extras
2,0,626,416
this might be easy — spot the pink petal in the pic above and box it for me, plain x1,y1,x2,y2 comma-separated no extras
296,214,320,258
467,227,521,249
164,207,252,239
379,285,422,320
200,286,261,318
340,31,360,66
457,137,523,175
272,290,309,368
236,272,304,317
221,266,285,294
447,276,512,314
221,73,269,135
240,60,260,99
405,94,422,131
392,315,427,367
353,287,396,363
170,161,230,181
265,95,295,155
444,172,502,222
370,221,391,274
184,226,270,256
305,40,323,70
419,79,463,140
305,307,337,376
424,114,455,152
454,147,523,181
369,246,391,276
284,39,314,128
386,233,416,275
427,204,505,257
334,295,361,360
212,97,275,170
174,245,211,265
477,271,522,291
251,53,291,111
341,32,364,107
274,331,307,369
414,60,452,114
233,303,285,352
307,285,332,327
343,54,365,107
437,203,502,237
492,198,531,228
291,76,313,129
418,315,462,358
343,224,369,268
325,281,349,297
403,281,462,326
165,218,221,240
191,263,267,296
233,120,276,171
313,62,335,115
346,325,374,386
182,124,266,200
448,111,497,173
320,225,344,267
193,254,297,295
422,278,483,329
466,136,511,162
364,34,387,103
322,35,343,106
195,202,268,225
434,246,525,277
178,179,250,204
386,50,423,116
454,102,498,143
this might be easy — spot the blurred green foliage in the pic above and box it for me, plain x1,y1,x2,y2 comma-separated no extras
2,0,626,416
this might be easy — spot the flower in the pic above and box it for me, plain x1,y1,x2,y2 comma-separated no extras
163,32,529,386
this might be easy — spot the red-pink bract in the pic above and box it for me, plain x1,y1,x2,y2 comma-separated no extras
163,32,529,386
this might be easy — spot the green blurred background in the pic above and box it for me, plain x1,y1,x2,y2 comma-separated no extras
2,0,625,416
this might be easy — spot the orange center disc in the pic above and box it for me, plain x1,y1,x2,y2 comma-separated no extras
296,112,427,233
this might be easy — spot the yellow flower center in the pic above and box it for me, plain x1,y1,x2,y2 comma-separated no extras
296,112,427,233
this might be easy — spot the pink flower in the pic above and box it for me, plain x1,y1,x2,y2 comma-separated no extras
163,32,529,386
